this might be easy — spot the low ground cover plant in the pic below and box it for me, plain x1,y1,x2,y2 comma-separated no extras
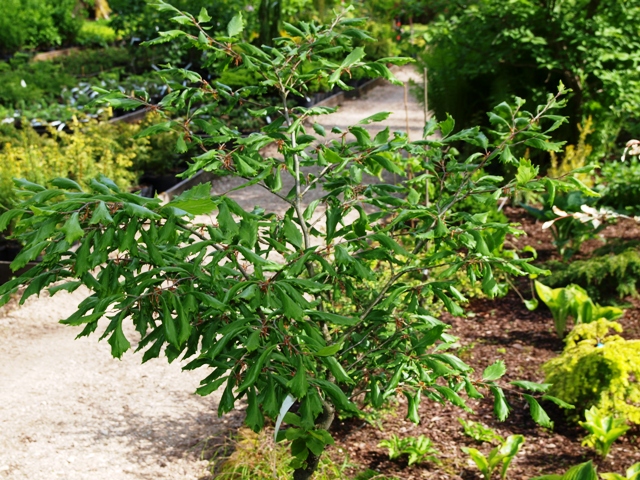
378,434,440,466
533,281,623,338
458,418,504,445
461,434,525,480
579,406,629,459
0,2,583,478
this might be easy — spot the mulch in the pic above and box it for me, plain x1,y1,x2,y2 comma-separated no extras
329,207,640,479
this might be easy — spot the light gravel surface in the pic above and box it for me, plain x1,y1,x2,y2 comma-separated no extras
0,65,425,480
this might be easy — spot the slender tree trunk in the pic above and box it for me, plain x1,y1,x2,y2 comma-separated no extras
258,0,282,47
292,401,336,480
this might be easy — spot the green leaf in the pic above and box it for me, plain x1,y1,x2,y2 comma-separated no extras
107,316,130,359
315,343,342,356
523,394,553,428
307,310,358,326
358,112,391,124
227,13,244,37
490,386,510,421
90,201,114,225
283,217,303,249
542,395,575,410
483,360,506,381
516,158,538,185
287,358,309,399
51,178,82,191
61,212,85,244
197,6,211,23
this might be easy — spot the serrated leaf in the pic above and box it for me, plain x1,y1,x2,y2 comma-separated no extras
227,13,244,37
490,386,510,421
483,360,506,381
197,6,211,22
61,212,85,244
90,201,114,225
523,394,553,428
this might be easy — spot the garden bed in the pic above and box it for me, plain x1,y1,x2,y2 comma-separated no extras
330,207,640,479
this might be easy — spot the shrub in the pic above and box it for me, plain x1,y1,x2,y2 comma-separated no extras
543,319,640,424
579,406,629,459
0,4,580,478
77,20,120,48
534,281,623,338
597,156,640,216
0,0,84,56
543,247,640,301
0,119,138,212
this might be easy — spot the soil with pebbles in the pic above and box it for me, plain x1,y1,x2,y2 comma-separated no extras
0,66,425,480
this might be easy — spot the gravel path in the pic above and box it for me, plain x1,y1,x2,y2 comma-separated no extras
0,65,425,480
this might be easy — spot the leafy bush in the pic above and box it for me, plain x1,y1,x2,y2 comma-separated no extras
543,319,640,424
208,428,351,479
0,4,580,478
77,20,120,48
579,406,629,459
597,156,640,216
378,434,440,466
543,247,640,301
0,119,138,212
522,190,602,260
461,435,525,480
458,418,503,445
0,0,84,56
420,0,640,161
534,281,623,338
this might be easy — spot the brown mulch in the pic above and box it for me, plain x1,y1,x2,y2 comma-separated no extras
329,207,640,479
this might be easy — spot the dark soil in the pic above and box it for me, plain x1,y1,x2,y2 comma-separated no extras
329,207,640,479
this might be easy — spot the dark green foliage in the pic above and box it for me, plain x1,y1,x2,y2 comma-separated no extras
544,248,640,301
0,4,581,477
0,0,84,55
597,157,640,216
420,0,640,161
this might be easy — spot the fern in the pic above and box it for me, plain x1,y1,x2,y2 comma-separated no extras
543,248,640,301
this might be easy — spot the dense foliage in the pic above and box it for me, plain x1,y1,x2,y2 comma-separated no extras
0,3,579,478
543,319,640,424
0,0,84,56
422,0,640,162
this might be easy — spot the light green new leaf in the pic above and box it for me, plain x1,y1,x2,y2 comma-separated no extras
227,13,244,37
483,360,506,381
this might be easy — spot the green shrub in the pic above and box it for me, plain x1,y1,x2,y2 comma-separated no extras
378,434,440,466
543,319,640,424
0,0,84,56
544,248,640,301
579,406,629,459
461,435,525,480
458,418,504,445
52,47,136,77
597,157,640,216
208,428,351,479
77,20,120,48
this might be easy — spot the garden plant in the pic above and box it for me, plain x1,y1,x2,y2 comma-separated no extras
0,2,588,479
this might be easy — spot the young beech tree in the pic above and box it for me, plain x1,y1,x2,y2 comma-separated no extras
0,2,584,478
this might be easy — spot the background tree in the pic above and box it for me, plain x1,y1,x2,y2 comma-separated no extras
421,0,640,163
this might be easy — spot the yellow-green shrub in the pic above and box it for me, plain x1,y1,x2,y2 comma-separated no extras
0,118,139,211
0,114,181,213
543,319,640,424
